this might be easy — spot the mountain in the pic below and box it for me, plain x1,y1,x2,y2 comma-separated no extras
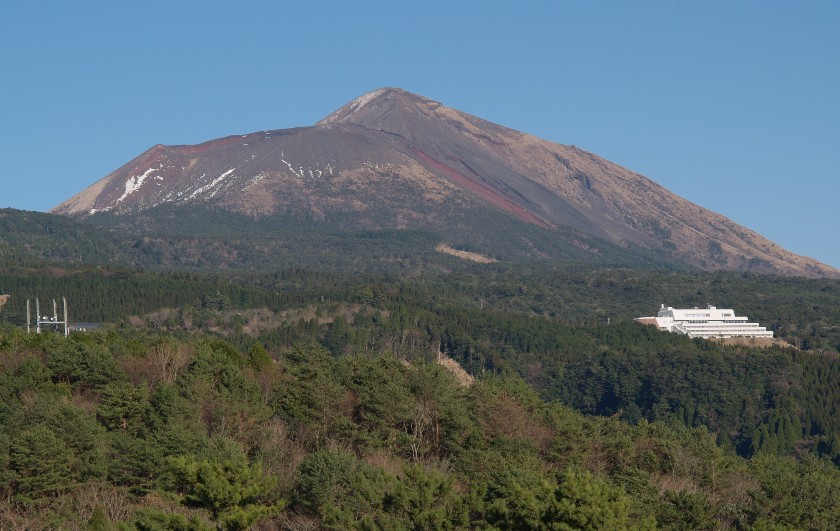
52,88,837,277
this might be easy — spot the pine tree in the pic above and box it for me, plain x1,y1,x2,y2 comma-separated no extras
169,455,285,530
9,425,74,501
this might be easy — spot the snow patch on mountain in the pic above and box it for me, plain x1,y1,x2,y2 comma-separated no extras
243,172,268,189
187,169,236,200
117,167,158,204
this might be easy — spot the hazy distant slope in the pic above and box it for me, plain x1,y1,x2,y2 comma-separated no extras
0,208,129,266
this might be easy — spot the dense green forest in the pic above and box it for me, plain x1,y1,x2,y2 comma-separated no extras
0,209,132,266
3,263,840,468
4,253,840,527
1,207,667,272
3,328,840,529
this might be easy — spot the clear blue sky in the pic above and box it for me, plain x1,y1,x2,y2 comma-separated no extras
2,2,839,267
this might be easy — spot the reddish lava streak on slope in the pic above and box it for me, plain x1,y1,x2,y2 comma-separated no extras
410,148,552,229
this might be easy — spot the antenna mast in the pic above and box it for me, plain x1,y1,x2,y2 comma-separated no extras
28,296,69,337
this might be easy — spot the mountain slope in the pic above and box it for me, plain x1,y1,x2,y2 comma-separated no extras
0,208,132,266
52,88,837,278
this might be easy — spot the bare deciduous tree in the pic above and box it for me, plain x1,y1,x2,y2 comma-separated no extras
149,342,192,384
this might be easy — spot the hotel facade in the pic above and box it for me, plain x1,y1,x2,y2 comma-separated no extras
635,304,774,339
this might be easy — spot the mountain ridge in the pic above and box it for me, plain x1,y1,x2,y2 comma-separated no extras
52,87,838,278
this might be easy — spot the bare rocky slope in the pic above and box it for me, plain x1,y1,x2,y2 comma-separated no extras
53,88,837,278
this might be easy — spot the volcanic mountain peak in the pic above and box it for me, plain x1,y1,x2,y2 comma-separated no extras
51,88,839,278
317,87,398,124
318,87,516,145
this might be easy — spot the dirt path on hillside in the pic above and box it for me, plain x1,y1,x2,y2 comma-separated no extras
435,244,497,263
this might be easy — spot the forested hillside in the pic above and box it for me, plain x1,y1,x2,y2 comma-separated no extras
4,260,840,527
2,328,840,529
0,209,132,267
1,206,667,273
3,263,840,465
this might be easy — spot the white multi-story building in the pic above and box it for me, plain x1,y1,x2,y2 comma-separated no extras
635,304,774,339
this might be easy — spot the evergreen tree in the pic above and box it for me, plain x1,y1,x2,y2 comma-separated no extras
169,454,284,530
9,425,74,501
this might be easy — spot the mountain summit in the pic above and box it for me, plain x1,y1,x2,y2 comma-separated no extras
52,88,837,277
